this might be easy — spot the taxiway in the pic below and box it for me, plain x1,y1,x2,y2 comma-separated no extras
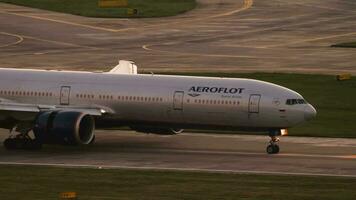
1,0,356,73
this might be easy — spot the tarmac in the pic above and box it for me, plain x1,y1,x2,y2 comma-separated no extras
0,130,355,178
1,0,356,74
0,0,355,177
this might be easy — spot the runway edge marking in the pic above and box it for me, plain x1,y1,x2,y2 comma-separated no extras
0,162,355,178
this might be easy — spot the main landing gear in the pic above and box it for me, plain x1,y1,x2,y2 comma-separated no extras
3,126,42,150
266,135,280,154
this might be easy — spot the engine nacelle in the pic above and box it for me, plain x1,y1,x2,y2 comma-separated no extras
130,126,184,135
34,111,95,145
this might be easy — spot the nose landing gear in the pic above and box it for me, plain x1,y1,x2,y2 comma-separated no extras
266,136,280,154
266,129,284,154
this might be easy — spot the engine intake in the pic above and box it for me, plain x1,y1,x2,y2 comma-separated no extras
34,111,95,145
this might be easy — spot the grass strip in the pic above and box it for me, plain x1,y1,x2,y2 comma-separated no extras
331,42,356,48
0,0,197,18
0,165,355,200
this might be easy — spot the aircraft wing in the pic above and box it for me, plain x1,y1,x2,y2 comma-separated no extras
0,101,113,116
0,102,41,113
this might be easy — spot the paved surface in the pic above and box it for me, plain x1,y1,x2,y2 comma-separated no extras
1,0,356,74
0,0,355,177
0,130,355,177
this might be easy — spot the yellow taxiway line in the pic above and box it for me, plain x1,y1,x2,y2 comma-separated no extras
142,44,262,59
142,0,254,57
142,0,254,29
1,31,103,50
264,32,356,48
0,10,120,33
0,31,24,48
0,0,253,33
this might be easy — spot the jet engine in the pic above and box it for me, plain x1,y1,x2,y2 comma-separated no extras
33,111,95,145
130,126,184,135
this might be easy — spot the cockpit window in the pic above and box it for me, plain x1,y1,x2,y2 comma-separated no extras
297,99,306,104
286,99,306,105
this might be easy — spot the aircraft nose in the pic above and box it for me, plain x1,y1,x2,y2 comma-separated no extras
304,104,317,121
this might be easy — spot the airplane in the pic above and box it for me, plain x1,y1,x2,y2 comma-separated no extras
0,60,316,154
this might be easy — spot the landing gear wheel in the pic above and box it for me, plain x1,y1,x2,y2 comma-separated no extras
266,144,279,154
3,138,16,150
267,133,281,154
3,126,43,150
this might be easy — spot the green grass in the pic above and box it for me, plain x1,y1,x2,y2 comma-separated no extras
0,0,197,18
331,42,356,48
0,165,355,200
159,72,356,138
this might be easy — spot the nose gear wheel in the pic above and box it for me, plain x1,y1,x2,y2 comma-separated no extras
266,136,280,154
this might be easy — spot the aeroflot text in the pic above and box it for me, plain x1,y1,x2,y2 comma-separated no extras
189,86,245,94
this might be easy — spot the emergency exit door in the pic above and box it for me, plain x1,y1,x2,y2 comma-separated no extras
173,91,184,110
248,94,261,113
60,86,71,105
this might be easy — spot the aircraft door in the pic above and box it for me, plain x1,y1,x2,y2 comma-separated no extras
168,91,185,122
248,94,261,113
173,91,184,110
60,86,71,105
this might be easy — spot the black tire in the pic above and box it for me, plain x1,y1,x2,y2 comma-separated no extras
266,145,275,154
273,145,280,154
266,144,280,154
3,138,16,150
24,140,42,150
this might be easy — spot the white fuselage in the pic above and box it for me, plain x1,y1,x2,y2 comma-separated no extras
0,68,316,131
